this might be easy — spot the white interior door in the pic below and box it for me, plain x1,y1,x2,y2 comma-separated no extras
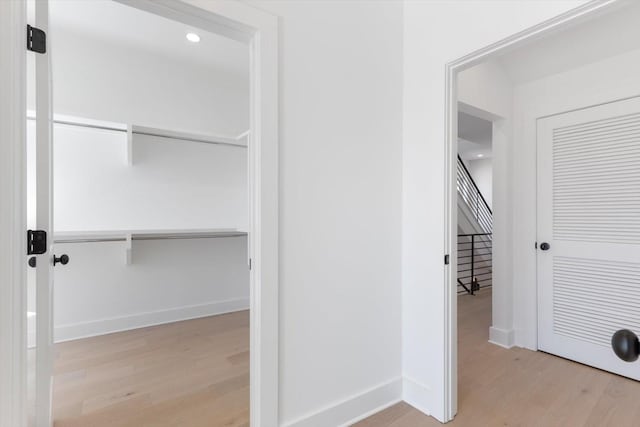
537,96,640,380
31,0,54,425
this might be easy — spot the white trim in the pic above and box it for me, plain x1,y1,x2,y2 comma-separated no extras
402,376,432,417
53,298,250,343
443,0,621,422
2,1,279,426
28,299,250,348
488,327,515,349
0,1,27,426
282,378,403,427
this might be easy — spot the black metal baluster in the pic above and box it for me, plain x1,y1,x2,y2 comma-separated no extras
470,234,475,295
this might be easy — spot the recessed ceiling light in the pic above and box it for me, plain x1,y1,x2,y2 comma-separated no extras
477,154,484,158
186,33,200,43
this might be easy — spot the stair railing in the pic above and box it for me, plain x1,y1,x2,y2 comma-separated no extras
457,155,492,234
457,233,492,295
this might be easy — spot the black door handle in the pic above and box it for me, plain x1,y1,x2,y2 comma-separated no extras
612,329,639,362
53,254,69,266
540,242,550,251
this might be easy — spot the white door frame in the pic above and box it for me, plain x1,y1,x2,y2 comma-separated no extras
0,2,28,427
0,0,279,426
443,0,620,422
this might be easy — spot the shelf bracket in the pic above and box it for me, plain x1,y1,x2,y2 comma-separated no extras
125,234,132,265
126,124,133,166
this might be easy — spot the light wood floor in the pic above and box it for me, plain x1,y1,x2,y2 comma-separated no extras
357,289,640,426
48,291,640,427
51,311,249,427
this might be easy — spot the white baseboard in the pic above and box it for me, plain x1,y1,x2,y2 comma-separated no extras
402,376,431,417
282,378,402,427
489,326,515,349
54,297,249,343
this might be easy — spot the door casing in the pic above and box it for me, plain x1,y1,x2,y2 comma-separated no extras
0,2,28,427
443,0,623,422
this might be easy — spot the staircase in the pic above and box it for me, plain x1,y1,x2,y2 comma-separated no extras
457,155,492,294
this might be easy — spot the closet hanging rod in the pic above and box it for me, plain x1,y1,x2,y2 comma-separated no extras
135,233,247,241
26,116,249,147
131,128,246,148
54,233,247,244
54,237,127,244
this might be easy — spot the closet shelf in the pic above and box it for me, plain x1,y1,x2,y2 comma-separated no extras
54,229,248,265
28,111,250,166
131,125,247,147
54,228,248,243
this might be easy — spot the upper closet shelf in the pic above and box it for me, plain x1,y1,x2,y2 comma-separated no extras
27,111,127,133
131,125,244,146
27,111,249,166
126,125,249,165
54,228,248,243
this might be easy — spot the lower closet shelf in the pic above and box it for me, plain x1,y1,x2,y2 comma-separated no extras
53,228,248,265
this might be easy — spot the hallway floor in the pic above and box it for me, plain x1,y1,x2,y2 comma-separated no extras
356,289,640,426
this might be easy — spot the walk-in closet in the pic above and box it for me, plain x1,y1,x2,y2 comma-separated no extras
26,1,251,424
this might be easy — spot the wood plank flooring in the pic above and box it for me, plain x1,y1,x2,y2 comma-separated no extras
44,290,640,426
356,289,640,426
51,311,249,427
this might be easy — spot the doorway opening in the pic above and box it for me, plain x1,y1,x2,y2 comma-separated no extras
22,1,278,426
455,106,495,405
446,0,640,422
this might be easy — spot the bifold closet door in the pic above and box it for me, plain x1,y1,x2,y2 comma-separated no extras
537,96,640,381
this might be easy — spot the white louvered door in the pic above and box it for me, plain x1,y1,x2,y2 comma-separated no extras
537,97,640,380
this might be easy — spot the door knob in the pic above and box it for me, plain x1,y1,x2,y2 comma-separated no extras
540,242,550,251
612,329,639,362
53,254,69,266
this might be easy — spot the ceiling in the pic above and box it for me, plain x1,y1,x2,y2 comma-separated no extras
496,1,640,84
49,0,249,77
458,111,492,160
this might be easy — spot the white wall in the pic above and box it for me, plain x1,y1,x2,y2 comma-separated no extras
53,236,248,342
511,46,640,350
403,0,587,421
466,158,492,208
458,60,512,119
41,122,249,342
52,125,247,232
245,1,403,426
28,26,248,137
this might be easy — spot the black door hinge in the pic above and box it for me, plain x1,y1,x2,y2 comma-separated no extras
27,25,46,54
444,254,450,265
27,230,47,255
248,258,252,270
